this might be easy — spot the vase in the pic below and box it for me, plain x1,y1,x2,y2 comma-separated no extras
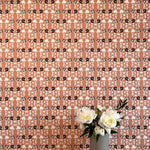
90,134,109,150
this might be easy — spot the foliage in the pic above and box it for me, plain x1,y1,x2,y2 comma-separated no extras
75,99,128,142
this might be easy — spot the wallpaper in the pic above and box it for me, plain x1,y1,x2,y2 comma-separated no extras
0,0,150,149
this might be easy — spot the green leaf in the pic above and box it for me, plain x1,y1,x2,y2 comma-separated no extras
117,111,122,114
111,130,118,134
119,99,122,106
80,131,88,137
80,127,89,137
95,109,100,120
96,134,100,142
120,103,128,109
124,99,127,103
117,99,128,110
83,123,90,126
116,121,120,127
116,103,120,109
84,127,89,132
88,126,95,137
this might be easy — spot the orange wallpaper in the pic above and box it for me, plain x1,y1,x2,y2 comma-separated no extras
0,0,149,149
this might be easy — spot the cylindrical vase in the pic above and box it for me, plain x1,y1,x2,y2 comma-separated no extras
90,134,109,150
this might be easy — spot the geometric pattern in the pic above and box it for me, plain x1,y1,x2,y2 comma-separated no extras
0,0,149,149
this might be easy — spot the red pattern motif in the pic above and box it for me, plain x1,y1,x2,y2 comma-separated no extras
0,0,149,149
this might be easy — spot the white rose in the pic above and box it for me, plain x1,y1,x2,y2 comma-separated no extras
105,108,123,121
99,128,105,136
94,126,105,136
94,126,101,135
105,128,111,134
97,105,104,111
75,107,97,124
98,112,116,134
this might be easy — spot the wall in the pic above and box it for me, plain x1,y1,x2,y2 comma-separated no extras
0,0,149,149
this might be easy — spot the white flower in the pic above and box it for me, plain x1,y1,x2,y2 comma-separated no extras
98,112,116,134
94,126,101,135
99,128,105,136
105,108,123,121
97,105,104,111
75,107,97,124
79,124,86,130
94,126,105,136
105,128,111,134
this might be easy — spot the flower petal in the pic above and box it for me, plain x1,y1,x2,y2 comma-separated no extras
106,128,111,134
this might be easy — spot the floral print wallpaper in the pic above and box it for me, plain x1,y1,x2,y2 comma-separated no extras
0,0,149,149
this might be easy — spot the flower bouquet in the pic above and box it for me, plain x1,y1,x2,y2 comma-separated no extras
75,99,128,143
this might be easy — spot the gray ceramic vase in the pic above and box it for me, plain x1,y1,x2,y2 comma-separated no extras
90,134,109,150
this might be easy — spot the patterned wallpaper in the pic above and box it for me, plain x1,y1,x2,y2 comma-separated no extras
0,0,149,149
